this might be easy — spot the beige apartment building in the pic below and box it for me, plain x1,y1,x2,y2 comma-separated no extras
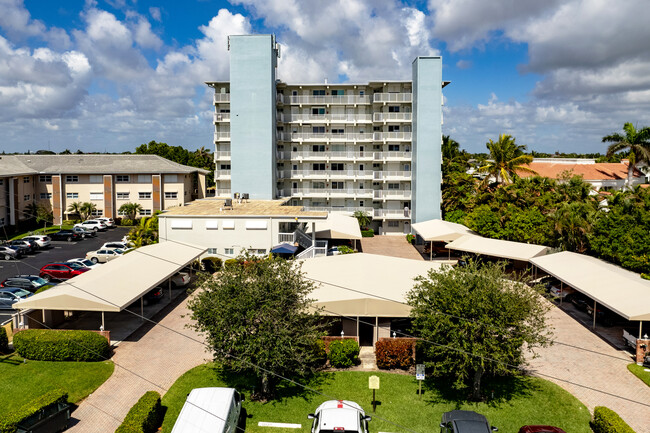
0,154,207,227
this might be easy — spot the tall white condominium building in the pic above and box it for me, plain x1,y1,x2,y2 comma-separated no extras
207,34,448,234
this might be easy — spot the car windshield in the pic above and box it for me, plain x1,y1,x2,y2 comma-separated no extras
11,288,31,297
66,262,85,269
80,259,94,266
31,277,48,285
114,249,124,254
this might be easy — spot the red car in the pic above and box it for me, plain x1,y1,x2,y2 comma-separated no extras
519,427,567,433
39,263,90,281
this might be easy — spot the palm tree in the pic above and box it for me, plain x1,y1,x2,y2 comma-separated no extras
352,210,371,229
442,135,460,161
79,202,97,220
118,202,143,221
66,201,83,221
128,214,159,247
478,134,537,184
602,122,650,190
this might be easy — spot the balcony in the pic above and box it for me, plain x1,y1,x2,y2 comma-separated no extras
373,171,412,181
291,188,373,198
285,113,373,123
215,170,231,180
278,151,374,161
373,132,412,141
287,95,371,105
303,206,375,214
373,208,411,219
215,189,231,197
373,151,412,161
373,190,412,200
213,94,230,104
278,132,374,142
373,93,412,103
215,151,231,160
373,112,412,122
288,170,374,180
214,113,230,122
214,132,231,142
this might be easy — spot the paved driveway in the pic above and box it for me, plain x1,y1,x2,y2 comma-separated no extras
528,303,650,431
360,235,424,260
67,294,209,432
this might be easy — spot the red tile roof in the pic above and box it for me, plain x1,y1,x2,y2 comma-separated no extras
519,162,643,181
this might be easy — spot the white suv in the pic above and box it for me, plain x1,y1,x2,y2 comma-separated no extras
95,217,115,227
75,220,108,232
308,400,371,433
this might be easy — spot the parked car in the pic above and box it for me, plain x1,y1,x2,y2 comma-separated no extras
101,242,131,251
40,263,90,281
570,293,590,312
67,258,102,270
74,220,107,232
0,245,18,260
518,426,567,433
308,400,371,433
144,287,164,305
8,239,36,254
22,235,51,249
440,410,497,433
95,217,115,228
0,287,33,309
171,272,190,288
49,230,82,242
86,249,123,263
171,387,243,433
585,304,619,326
327,246,342,256
1,275,52,292
71,226,95,238
5,245,24,258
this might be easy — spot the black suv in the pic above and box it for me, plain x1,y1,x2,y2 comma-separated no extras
0,275,51,292
440,410,497,433
49,230,83,242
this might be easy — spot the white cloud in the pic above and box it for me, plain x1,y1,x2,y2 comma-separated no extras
133,18,162,50
149,7,161,22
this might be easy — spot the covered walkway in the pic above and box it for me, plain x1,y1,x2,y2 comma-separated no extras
445,234,550,262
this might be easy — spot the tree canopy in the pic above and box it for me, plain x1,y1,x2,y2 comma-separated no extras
407,261,550,400
602,122,650,190
187,255,326,400
135,140,215,187
478,134,536,184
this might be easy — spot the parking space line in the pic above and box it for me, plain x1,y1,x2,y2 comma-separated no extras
258,422,302,429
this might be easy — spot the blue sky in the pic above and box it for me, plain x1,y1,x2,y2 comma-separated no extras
2,0,650,154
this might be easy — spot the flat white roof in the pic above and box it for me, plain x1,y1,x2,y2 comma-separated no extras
530,251,650,321
14,242,206,312
171,387,235,433
306,213,362,240
445,235,550,262
412,219,476,242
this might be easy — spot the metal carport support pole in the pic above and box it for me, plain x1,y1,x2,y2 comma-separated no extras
169,278,172,300
592,300,597,329
640,321,644,339
430,241,433,261
101,312,105,330
140,297,144,322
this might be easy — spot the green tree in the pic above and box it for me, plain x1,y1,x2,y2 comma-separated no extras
552,202,596,253
602,122,650,190
407,261,550,400
128,213,159,247
478,134,536,184
78,202,97,220
66,201,83,220
352,210,371,229
188,255,326,400
118,202,143,221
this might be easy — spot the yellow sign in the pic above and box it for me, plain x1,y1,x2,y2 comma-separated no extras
368,375,380,390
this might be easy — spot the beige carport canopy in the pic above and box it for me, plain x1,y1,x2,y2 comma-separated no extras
530,251,650,321
412,219,476,242
14,242,206,312
445,234,550,262
306,213,362,239
300,253,443,317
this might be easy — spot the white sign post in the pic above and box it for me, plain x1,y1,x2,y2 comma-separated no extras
416,364,425,398
369,375,380,412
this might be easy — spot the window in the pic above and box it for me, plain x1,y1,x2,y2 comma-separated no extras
139,209,152,216
91,209,103,216
164,174,177,183
89,192,103,200
165,192,178,199
388,125,400,132
66,192,79,199
312,182,326,189
220,164,231,170
359,201,364,207
207,248,218,254
40,193,52,199
312,107,325,115
388,183,400,190
312,145,325,152
23,194,30,201
388,144,400,151
332,89,345,96
331,182,344,189
224,248,234,255
23,176,30,183
388,221,400,227
116,175,130,182
39,175,51,182
66,175,78,183
117,209,126,216
331,128,344,134
403,164,411,171
138,174,152,183
388,105,400,113
139,192,152,199
312,89,325,96
89,175,102,183
331,163,344,171
116,192,130,200
312,126,325,134
359,90,365,96
359,164,364,171
312,163,325,171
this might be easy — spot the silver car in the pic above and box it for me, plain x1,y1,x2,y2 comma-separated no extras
0,246,17,260
0,287,32,309
22,235,51,249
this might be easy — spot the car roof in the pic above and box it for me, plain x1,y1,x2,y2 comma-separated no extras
519,426,567,433
0,287,27,293
442,410,489,424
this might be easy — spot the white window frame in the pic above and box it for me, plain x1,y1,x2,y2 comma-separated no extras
66,175,79,183
116,175,130,183
116,192,130,200
139,192,152,199
23,176,30,183
164,192,178,199
66,192,79,199
89,192,103,200
139,209,152,216
39,175,51,182
23,194,30,201
224,248,234,255
40,193,52,199
89,175,103,183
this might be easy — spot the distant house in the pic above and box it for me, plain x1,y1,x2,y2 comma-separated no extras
519,158,646,191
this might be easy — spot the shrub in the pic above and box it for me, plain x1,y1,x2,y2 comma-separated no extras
0,389,68,433
641,273,650,281
590,406,635,433
312,339,328,367
328,339,360,368
375,338,416,369
361,229,374,237
120,219,135,226
201,257,223,273
115,391,163,433
337,245,355,255
406,233,416,244
224,258,241,268
34,284,55,294
13,329,109,362
0,326,8,354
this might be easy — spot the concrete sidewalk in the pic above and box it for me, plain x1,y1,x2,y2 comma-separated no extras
67,295,209,432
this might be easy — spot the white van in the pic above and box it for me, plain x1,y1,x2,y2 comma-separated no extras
171,387,243,433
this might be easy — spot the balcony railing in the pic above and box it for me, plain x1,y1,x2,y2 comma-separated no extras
278,232,295,243
278,132,374,141
215,151,231,159
373,190,412,200
373,208,411,219
373,151,412,160
215,170,231,179
288,170,374,179
214,132,231,141
291,188,373,197
373,112,412,122
302,206,375,214
373,132,412,141
287,95,371,105
285,113,373,123
215,189,231,197
373,171,412,180
213,94,230,103
277,151,374,160
373,93,412,103
214,113,230,122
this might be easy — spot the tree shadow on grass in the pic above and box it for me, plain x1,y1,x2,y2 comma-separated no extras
423,373,538,409
0,353,23,366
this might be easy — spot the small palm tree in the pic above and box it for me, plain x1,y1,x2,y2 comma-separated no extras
118,202,143,221
79,202,97,220
602,122,650,190
353,210,371,229
478,134,537,184
66,201,83,220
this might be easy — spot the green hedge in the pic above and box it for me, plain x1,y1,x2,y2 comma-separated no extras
590,406,635,433
0,389,68,433
224,259,241,268
120,219,135,226
201,257,223,273
13,329,109,362
375,338,415,369
0,327,8,354
115,391,163,433
328,339,360,368
361,229,374,238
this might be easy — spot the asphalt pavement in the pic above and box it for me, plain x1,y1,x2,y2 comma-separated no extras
0,226,130,323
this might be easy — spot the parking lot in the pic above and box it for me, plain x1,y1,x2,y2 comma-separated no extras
0,226,131,323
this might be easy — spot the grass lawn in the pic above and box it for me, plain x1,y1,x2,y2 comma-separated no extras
0,353,114,417
627,363,650,387
10,225,74,240
161,364,591,433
